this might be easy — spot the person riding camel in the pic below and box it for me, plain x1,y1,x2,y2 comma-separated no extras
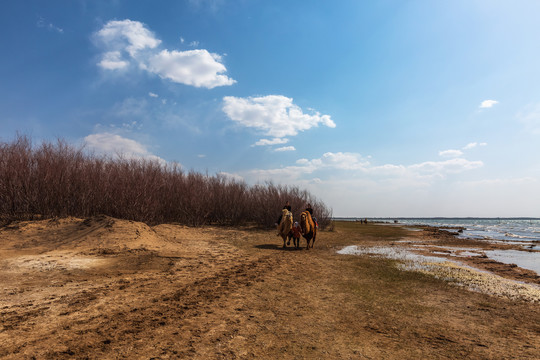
305,203,318,229
275,201,292,227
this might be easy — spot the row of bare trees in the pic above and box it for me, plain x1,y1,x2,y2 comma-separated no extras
0,135,332,228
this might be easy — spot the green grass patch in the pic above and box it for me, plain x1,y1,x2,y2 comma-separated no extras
332,221,409,241
336,254,447,316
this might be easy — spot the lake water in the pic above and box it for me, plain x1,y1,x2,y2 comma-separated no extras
340,218,540,247
336,218,540,274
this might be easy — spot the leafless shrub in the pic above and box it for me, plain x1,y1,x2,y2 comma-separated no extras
0,135,332,228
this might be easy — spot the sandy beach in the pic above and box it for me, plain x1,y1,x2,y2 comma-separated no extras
1,217,539,359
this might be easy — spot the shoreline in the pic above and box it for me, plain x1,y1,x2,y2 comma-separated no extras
336,223,540,302
400,223,540,285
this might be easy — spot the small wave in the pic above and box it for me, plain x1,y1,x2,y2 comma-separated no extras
504,232,529,239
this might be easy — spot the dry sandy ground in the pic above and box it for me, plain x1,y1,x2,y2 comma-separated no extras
0,217,539,359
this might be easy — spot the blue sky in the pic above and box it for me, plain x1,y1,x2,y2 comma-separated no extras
2,0,540,217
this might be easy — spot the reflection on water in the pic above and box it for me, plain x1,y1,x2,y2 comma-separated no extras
484,250,540,274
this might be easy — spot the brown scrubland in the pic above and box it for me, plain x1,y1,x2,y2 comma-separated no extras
1,218,539,359
0,135,331,228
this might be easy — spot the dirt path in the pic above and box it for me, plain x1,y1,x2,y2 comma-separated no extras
1,217,539,359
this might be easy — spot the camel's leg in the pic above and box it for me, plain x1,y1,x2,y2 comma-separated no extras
311,231,316,248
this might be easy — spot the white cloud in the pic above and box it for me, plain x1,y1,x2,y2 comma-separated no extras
96,19,160,57
439,143,487,158
318,152,369,170
439,149,464,158
275,146,296,152
409,158,483,175
222,95,336,138
247,152,370,181
480,100,498,108
147,49,236,88
94,19,235,89
217,171,244,182
84,132,165,164
244,152,482,186
98,51,129,70
463,142,487,150
253,138,289,146
148,92,158,97
189,41,200,47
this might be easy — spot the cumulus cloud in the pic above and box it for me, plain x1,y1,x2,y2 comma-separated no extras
317,152,370,170
253,138,289,146
95,19,160,57
409,158,483,175
222,95,335,138
217,171,244,182
147,49,236,88
250,152,370,180
84,132,165,164
94,19,235,89
463,142,487,150
275,146,296,152
440,143,487,157
98,51,129,70
479,100,498,108
148,92,158,97
245,151,482,186
439,149,464,158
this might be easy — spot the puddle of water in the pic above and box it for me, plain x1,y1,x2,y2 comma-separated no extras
404,227,423,232
337,245,540,302
337,245,447,264
456,251,483,257
432,251,451,255
484,250,540,275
